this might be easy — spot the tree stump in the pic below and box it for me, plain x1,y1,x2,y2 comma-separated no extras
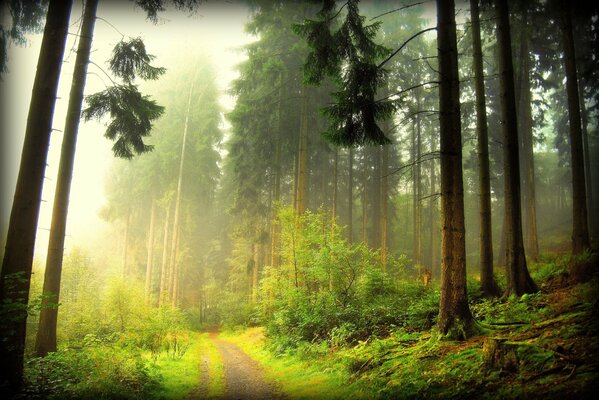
482,338,519,372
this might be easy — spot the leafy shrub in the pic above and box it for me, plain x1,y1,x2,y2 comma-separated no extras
259,207,440,351
24,345,159,399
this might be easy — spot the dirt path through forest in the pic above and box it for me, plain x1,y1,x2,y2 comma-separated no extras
207,332,284,399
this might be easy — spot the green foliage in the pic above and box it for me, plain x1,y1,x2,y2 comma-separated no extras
295,0,394,146
82,84,164,159
24,346,160,399
259,207,437,350
109,37,166,83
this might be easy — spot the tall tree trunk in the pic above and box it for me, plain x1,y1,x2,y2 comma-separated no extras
429,132,438,279
495,0,537,296
361,153,368,244
270,89,283,268
381,145,389,270
436,0,476,338
145,199,156,304
579,87,594,240
34,0,97,357
251,242,259,303
415,100,423,271
371,146,381,247
159,205,171,307
332,148,338,230
560,0,590,254
122,209,131,277
0,0,72,389
470,0,500,296
296,89,309,215
170,226,180,308
168,84,194,306
516,7,539,261
348,147,354,244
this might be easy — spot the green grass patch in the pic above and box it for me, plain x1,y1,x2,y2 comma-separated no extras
222,327,371,399
150,331,225,399
150,331,202,399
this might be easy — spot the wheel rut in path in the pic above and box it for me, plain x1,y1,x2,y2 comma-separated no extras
209,332,284,400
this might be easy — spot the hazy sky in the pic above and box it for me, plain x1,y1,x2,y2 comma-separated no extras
1,1,254,261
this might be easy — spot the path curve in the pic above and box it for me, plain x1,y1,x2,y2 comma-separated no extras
210,332,284,400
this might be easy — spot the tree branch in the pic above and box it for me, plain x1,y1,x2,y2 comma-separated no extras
369,1,429,21
377,27,437,69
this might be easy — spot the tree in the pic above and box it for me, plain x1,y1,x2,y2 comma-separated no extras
436,0,476,338
559,0,591,254
470,0,499,296
0,0,47,74
0,0,72,389
495,0,537,296
35,0,99,358
35,5,165,355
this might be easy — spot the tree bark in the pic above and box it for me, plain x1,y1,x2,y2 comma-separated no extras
560,0,590,254
436,0,476,338
145,199,156,304
361,152,368,244
415,97,423,271
429,130,438,279
495,0,537,296
270,88,283,268
0,0,72,389
296,89,309,215
122,209,131,278
35,0,98,358
579,83,594,241
516,6,539,261
159,205,170,307
332,148,338,230
168,84,194,306
348,147,354,244
470,0,500,296
381,145,389,270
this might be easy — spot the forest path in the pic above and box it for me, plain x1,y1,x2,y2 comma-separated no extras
205,331,285,400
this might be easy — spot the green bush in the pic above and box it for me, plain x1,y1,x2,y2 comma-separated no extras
259,207,441,351
24,345,160,399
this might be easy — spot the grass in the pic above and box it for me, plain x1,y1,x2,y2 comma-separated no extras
219,257,599,399
222,328,371,399
149,331,224,399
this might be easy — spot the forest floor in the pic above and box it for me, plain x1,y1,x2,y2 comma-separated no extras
191,261,599,399
195,332,285,399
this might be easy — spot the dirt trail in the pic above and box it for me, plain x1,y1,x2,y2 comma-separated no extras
209,332,284,400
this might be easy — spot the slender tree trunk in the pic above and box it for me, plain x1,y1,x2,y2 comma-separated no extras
516,7,539,261
436,0,476,338
159,205,170,307
332,148,338,230
579,84,594,240
415,100,423,270
170,226,181,308
122,209,131,278
560,0,590,254
371,146,381,247
34,0,97,357
470,0,500,296
145,199,156,304
168,84,194,306
381,145,389,270
361,153,367,244
0,0,72,389
348,147,354,244
251,242,259,303
296,89,309,215
495,0,537,296
270,89,283,268
430,130,438,279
